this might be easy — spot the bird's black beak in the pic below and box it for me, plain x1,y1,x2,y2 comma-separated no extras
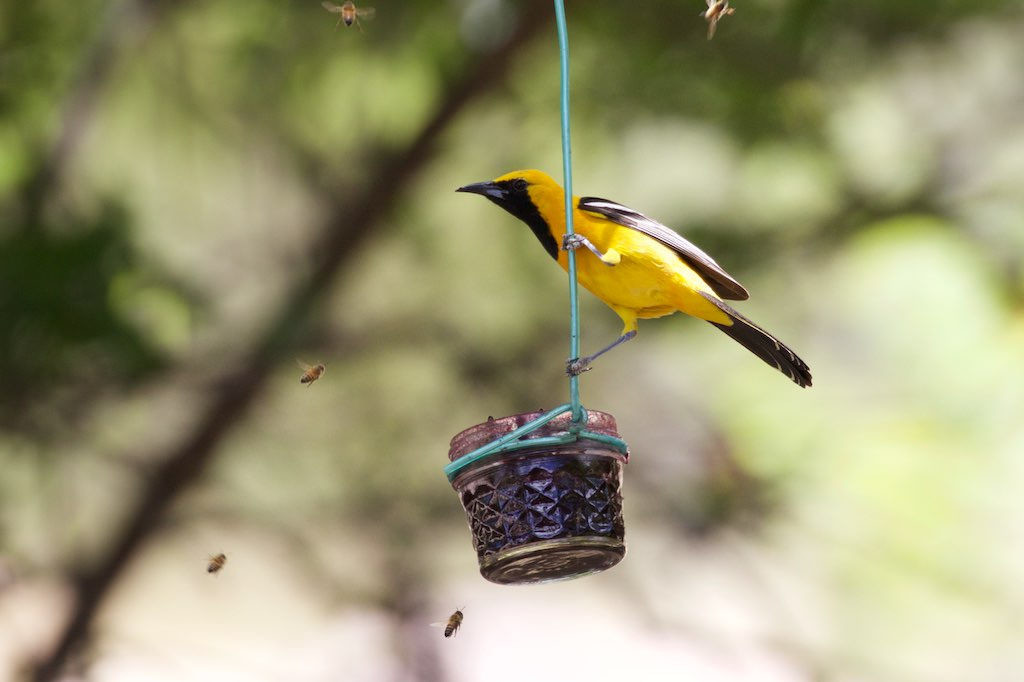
456,181,506,200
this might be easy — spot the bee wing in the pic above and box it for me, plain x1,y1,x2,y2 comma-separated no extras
357,7,375,20
295,359,312,370
429,621,448,628
321,1,343,12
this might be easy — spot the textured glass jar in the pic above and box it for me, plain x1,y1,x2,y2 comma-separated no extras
448,409,628,585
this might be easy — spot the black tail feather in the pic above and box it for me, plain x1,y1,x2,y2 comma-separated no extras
701,292,812,388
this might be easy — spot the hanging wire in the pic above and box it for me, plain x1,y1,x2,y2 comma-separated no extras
554,0,584,427
444,1,628,483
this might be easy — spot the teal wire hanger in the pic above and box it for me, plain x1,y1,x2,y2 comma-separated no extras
444,0,628,483
556,0,584,427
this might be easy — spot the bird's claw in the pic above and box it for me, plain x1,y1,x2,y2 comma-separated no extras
565,357,592,376
562,234,585,251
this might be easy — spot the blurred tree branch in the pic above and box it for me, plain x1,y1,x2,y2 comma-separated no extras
30,2,550,679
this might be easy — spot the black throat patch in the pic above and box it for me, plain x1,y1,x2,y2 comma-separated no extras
486,181,560,260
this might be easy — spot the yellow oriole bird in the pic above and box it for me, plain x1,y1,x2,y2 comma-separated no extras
457,169,812,387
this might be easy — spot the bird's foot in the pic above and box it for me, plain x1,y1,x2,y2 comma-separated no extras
565,357,592,376
562,233,586,251
562,234,617,266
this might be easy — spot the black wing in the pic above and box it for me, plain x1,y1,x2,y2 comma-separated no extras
578,196,749,301
701,292,812,387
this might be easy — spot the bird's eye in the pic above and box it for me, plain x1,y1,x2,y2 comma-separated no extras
512,178,528,192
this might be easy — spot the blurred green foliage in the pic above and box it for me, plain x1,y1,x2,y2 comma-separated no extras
0,202,169,433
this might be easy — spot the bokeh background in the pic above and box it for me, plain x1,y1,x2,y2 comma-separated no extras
2,0,1023,680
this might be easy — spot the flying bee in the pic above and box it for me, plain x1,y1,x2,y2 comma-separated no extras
207,553,227,575
322,1,375,31
444,609,464,638
701,0,735,40
431,608,465,638
297,361,326,387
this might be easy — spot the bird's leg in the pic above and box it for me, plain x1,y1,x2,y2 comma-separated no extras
566,330,637,376
562,234,619,265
